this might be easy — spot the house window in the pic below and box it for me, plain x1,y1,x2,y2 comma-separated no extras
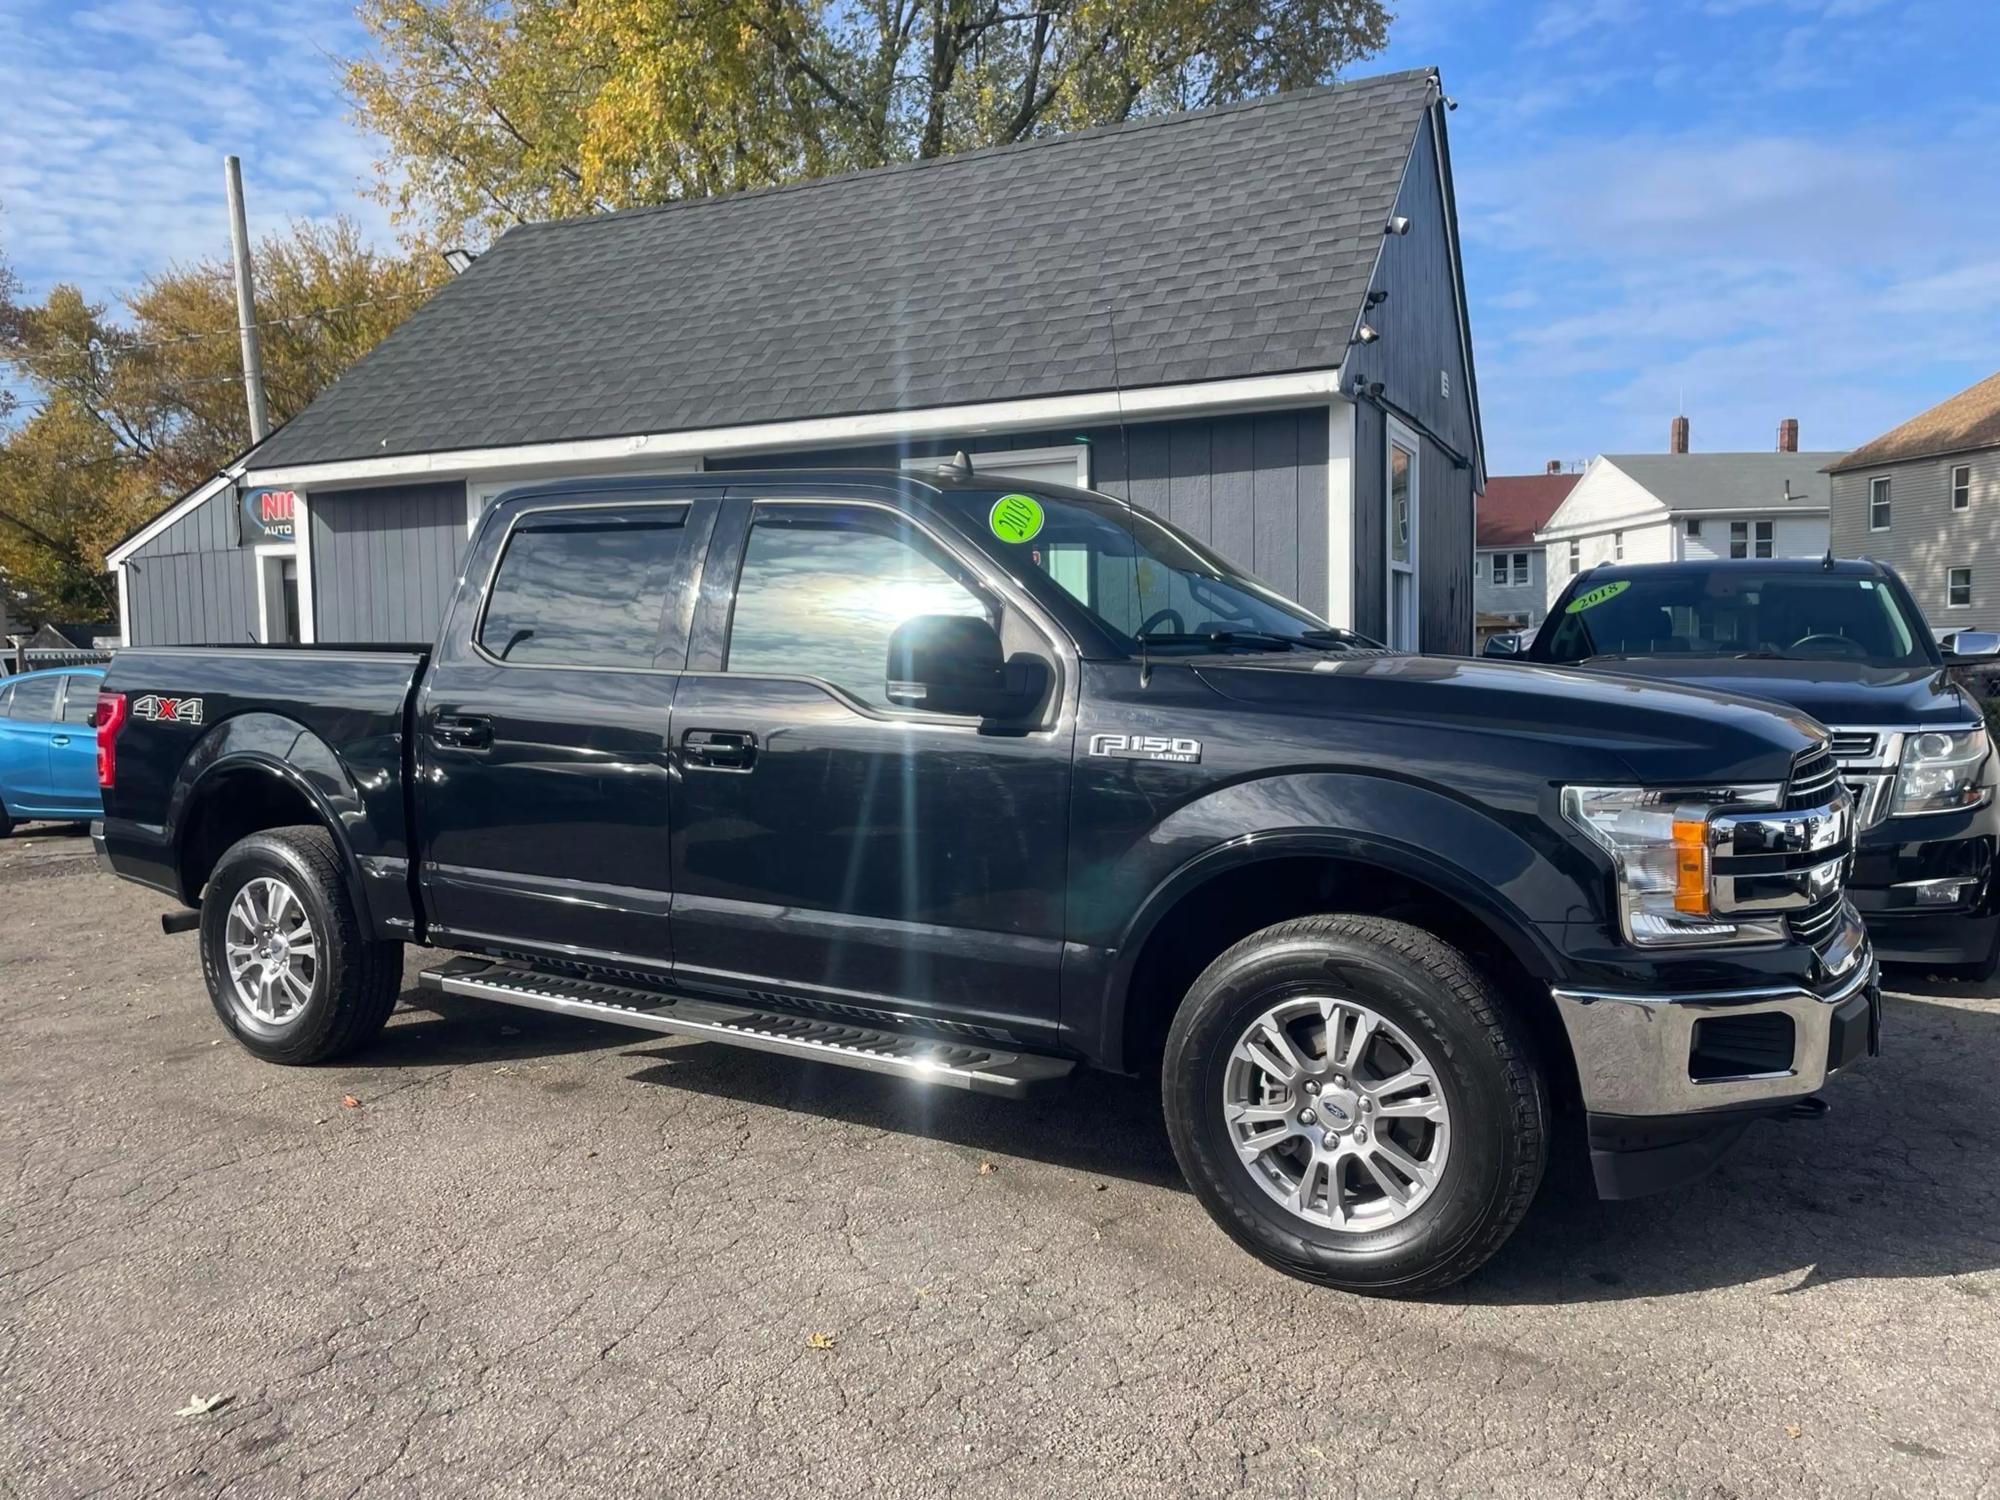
1613,531,1624,561
1949,568,1972,609
1953,464,1972,511
1684,519,1701,538
1730,521,1748,559
1492,553,1508,587
1755,520,1774,559
1512,552,1530,586
1870,476,1891,530
1568,539,1580,575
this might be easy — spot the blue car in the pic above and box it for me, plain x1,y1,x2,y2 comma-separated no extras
0,666,106,834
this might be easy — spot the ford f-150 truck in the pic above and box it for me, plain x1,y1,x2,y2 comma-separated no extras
93,469,1882,1293
1528,558,2000,977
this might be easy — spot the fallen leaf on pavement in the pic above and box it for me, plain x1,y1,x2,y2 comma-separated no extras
977,1160,997,1175
1785,1424,1803,1440
175,1393,232,1418
806,1332,837,1351
341,1095,361,1109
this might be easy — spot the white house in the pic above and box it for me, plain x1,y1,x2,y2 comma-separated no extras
1536,419,1838,614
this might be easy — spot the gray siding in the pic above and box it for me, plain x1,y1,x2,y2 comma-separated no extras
122,483,259,646
1831,452,2000,632
310,481,470,644
1341,113,1479,471
708,408,1334,616
1475,546,1548,630
1418,432,1475,654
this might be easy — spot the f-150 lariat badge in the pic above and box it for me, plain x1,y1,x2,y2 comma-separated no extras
1088,733,1201,764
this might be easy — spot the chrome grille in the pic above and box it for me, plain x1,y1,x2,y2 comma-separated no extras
1828,730,1878,759
1785,748,1841,809
1826,725,1902,831
1789,894,1845,949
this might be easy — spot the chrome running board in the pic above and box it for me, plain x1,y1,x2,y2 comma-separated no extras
417,956,1074,1097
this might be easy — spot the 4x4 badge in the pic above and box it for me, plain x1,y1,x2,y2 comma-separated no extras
132,694,204,726
1089,733,1201,764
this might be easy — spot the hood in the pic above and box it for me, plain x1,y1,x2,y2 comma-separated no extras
1193,651,1826,787
1560,657,1979,730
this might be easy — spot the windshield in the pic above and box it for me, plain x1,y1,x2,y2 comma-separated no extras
1535,568,1933,668
945,487,1377,654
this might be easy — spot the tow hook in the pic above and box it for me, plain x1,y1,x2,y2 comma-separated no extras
1788,1095,1830,1121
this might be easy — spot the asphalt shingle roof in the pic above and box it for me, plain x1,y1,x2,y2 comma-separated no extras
1828,369,2000,473
249,68,1439,470
1478,472,1578,547
1598,452,1842,513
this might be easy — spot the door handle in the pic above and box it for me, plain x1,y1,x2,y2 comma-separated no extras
429,715,494,750
682,728,757,771
50,735,70,747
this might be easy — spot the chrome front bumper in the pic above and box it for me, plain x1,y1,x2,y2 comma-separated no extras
1552,911,1878,1117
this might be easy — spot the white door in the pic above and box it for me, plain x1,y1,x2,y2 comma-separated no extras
1387,422,1421,651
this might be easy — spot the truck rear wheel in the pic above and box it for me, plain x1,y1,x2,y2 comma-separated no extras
197,826,403,1064
1163,915,1546,1295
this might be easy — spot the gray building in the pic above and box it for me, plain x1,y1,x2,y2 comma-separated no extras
109,68,1484,654
1828,369,2000,632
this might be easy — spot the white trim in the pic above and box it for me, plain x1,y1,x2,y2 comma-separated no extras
1326,399,1355,629
114,562,132,647
1386,415,1421,651
292,490,317,642
251,543,299,644
1948,567,1972,610
105,467,241,567
236,369,1345,492
1951,463,1972,512
1869,474,1892,532
899,443,1089,488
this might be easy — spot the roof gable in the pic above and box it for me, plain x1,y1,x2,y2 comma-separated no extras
1829,369,2000,473
248,69,1440,471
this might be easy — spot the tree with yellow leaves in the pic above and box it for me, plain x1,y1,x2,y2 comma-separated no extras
346,0,1393,246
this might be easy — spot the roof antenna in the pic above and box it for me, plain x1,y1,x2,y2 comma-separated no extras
936,450,973,479
1822,546,1836,571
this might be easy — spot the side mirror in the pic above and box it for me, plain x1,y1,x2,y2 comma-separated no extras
1946,630,2000,662
886,614,1018,718
1481,634,1520,658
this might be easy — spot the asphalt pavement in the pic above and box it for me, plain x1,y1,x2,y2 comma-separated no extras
2,821,1996,1499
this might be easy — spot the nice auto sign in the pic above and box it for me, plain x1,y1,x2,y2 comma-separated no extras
240,487,297,542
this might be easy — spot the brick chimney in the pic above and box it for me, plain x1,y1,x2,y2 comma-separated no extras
1670,415,1690,454
1777,417,1798,453
1546,459,1562,474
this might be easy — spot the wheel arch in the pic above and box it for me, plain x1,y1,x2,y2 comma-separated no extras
1101,832,1576,1106
167,715,374,925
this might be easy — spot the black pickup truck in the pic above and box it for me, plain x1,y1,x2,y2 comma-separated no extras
1528,558,2000,977
94,469,1881,1293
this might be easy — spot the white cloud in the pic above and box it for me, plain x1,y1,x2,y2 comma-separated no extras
0,0,392,306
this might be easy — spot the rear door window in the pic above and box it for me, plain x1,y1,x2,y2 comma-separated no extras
478,505,689,668
61,677,101,725
9,677,59,722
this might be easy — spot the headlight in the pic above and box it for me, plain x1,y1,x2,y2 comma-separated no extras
1562,785,1788,948
1891,727,1991,816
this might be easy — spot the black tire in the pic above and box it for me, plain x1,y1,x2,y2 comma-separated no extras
1163,915,1547,1295
0,805,13,838
198,825,404,1064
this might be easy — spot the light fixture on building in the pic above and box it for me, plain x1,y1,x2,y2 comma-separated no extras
440,247,477,275
1352,324,1380,345
1365,289,1389,308
1384,216,1412,236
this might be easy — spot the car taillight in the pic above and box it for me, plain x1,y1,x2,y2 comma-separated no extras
96,691,128,788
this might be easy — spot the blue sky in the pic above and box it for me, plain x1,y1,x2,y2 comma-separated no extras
2,0,1997,473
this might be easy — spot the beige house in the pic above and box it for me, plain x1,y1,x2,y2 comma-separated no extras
1828,370,2000,634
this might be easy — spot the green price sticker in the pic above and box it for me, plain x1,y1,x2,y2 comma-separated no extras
1566,579,1630,614
989,493,1045,543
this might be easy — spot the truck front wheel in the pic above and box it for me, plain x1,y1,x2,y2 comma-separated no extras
197,826,404,1064
1163,915,1547,1294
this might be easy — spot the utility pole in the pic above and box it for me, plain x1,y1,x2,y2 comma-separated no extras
224,154,270,443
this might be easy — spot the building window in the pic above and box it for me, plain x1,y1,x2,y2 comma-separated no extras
1870,476,1891,530
1568,539,1580,575
1755,520,1774,559
1684,519,1701,537
1492,553,1508,587
1512,552,1530,586
1949,567,1972,609
1953,464,1972,511
1730,521,1748,559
